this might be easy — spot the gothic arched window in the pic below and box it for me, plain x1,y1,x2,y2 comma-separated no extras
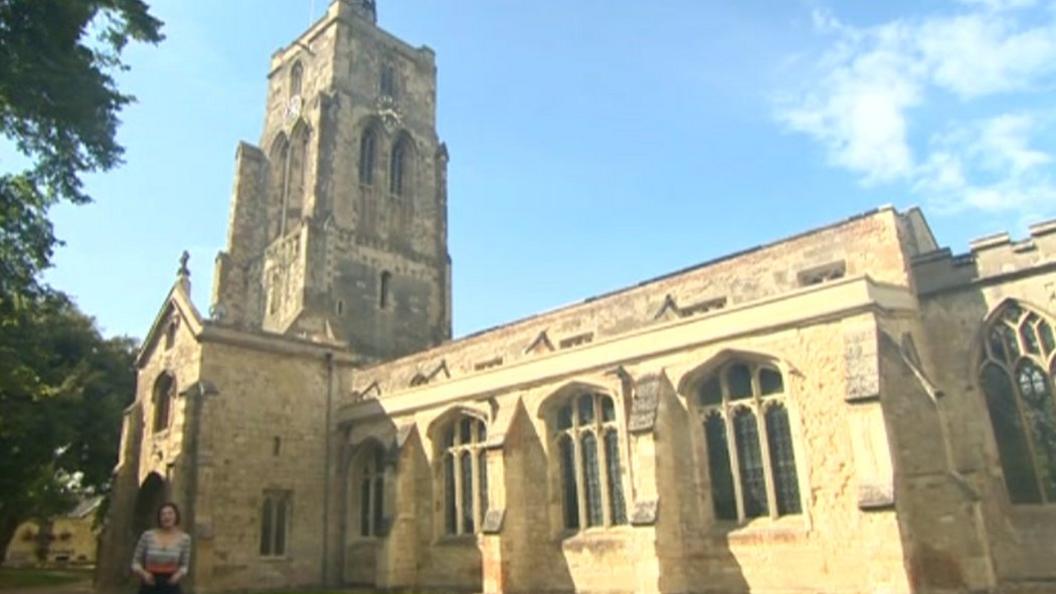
439,415,488,535
358,443,386,537
152,373,175,433
979,301,1056,504
290,61,303,97
696,361,801,521
285,124,310,224
553,392,627,530
358,127,376,185
389,136,411,197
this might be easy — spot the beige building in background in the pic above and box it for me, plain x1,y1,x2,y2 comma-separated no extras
96,1,1056,592
6,498,101,567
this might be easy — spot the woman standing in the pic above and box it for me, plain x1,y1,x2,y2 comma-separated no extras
131,502,191,594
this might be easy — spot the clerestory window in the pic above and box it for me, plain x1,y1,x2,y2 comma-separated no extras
554,392,627,531
696,361,801,522
440,415,488,536
979,301,1056,504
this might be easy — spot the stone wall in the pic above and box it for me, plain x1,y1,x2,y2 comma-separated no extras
342,207,915,401
328,247,929,593
915,230,1056,587
190,338,334,592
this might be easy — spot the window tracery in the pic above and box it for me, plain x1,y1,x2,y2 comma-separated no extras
554,392,627,530
439,415,488,535
696,361,801,521
979,301,1056,504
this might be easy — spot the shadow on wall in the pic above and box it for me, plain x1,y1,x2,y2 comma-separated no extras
656,373,748,594
502,399,574,593
908,285,1056,589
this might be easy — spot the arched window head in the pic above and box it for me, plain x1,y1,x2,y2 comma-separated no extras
552,391,626,531
389,136,411,197
152,373,175,433
358,443,386,538
358,127,377,185
437,414,488,536
979,301,1056,504
290,61,303,98
694,359,801,521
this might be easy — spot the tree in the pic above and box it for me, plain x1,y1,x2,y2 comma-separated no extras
0,0,163,303
0,294,138,562
0,0,160,561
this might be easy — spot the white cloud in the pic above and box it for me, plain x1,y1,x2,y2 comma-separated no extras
955,0,1037,11
915,114,1056,214
777,3,1056,218
919,14,1056,97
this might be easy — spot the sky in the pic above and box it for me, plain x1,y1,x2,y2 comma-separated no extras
13,0,1056,340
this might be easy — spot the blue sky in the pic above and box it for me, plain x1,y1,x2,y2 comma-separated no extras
18,0,1056,340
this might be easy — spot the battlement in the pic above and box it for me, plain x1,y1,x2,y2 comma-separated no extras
911,218,1056,295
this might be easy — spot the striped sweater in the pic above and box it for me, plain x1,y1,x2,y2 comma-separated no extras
131,530,191,576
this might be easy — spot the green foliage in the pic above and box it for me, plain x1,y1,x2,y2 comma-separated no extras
0,293,138,561
0,0,161,564
0,0,163,301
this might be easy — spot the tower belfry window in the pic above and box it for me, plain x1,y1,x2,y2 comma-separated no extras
380,64,396,98
290,61,303,97
359,128,376,185
390,138,408,196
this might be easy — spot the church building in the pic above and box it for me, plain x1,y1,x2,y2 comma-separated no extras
97,1,1056,592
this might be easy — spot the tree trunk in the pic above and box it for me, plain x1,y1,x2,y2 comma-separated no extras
0,512,23,564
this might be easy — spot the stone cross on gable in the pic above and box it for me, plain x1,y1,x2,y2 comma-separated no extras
178,250,191,278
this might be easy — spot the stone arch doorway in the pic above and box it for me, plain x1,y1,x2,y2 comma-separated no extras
132,472,167,537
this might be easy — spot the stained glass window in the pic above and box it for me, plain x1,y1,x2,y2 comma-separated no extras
765,404,801,515
439,414,489,535
697,361,800,522
554,392,624,530
560,435,579,529
604,430,627,525
979,301,1056,505
582,433,603,527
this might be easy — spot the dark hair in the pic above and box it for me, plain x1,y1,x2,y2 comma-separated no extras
156,502,181,527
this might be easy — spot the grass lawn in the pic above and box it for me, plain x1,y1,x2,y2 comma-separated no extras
0,567,92,590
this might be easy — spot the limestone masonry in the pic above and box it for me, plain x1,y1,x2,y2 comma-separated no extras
96,1,1056,592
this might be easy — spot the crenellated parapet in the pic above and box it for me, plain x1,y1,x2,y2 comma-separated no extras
911,218,1056,296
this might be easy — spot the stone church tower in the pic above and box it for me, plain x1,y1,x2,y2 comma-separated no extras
211,0,451,360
